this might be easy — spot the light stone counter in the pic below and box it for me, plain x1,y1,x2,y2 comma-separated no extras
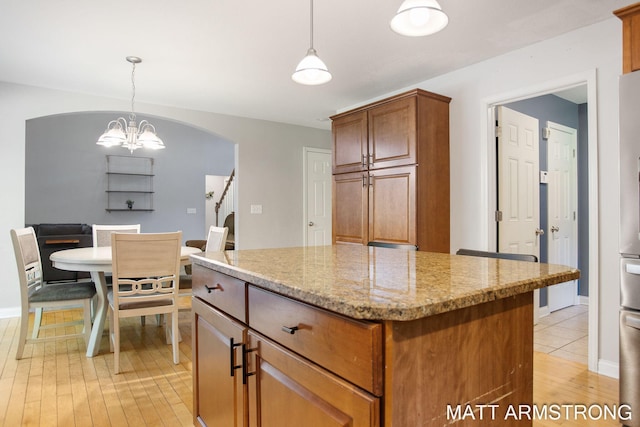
190,244,579,321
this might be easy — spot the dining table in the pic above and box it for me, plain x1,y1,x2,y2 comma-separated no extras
50,245,202,357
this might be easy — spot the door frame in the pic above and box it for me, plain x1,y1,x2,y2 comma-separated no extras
302,147,332,246
480,70,599,372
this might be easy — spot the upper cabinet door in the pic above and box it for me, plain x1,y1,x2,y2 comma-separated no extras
368,97,417,170
332,110,368,174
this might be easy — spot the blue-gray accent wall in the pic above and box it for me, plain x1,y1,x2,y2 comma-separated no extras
25,111,234,243
505,94,589,307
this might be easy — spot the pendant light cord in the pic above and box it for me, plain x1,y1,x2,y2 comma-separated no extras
309,0,314,49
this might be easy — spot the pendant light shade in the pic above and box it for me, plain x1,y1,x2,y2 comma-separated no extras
292,47,332,85
97,56,165,153
390,0,449,37
292,0,332,85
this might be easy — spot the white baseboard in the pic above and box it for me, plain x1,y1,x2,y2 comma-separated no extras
578,295,589,305
598,359,619,379
538,305,550,318
0,307,20,319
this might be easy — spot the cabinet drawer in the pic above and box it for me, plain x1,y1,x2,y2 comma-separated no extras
248,285,383,395
193,264,246,322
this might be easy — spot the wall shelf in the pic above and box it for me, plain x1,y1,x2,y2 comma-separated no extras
105,155,154,212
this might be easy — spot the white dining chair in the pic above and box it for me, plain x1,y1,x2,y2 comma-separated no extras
92,224,140,248
205,226,229,252
108,231,182,374
10,227,96,359
173,226,229,339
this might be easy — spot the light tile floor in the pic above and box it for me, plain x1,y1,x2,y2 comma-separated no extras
534,304,588,365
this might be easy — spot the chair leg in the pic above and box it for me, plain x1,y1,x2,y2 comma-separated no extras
140,315,146,326
108,306,114,353
32,307,43,339
82,299,92,348
16,307,29,360
171,310,179,365
113,313,121,374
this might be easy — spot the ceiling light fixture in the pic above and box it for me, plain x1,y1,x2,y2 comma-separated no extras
96,56,165,153
390,0,449,37
292,0,332,85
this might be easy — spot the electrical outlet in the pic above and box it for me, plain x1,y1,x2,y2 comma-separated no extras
187,208,197,214
250,204,263,214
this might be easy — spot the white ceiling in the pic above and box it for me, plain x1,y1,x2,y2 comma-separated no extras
0,0,633,130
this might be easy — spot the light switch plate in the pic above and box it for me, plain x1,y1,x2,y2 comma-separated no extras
187,208,197,214
250,204,263,214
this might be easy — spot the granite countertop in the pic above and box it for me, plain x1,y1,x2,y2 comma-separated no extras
190,245,580,321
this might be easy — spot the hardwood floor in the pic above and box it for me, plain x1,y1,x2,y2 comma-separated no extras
0,309,193,427
0,308,621,426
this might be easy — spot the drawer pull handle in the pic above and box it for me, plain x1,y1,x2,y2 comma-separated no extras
281,325,299,334
229,338,242,377
242,344,257,385
205,284,222,293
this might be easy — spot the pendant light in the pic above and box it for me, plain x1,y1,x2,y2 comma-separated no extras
96,56,165,153
292,0,332,85
390,0,449,37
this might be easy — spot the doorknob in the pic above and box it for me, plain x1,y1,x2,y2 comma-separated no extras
550,226,559,233
308,221,314,226
535,228,545,236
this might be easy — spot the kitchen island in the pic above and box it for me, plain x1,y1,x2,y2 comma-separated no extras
190,245,579,427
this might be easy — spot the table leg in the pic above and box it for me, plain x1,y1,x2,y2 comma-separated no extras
86,271,107,357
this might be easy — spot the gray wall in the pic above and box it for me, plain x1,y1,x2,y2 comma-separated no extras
505,94,589,306
25,112,234,242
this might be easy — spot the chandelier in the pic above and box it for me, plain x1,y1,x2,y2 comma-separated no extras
96,56,165,153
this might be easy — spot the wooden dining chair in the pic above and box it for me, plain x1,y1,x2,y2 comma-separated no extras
175,226,229,321
93,224,148,323
108,231,182,374
92,224,140,247
10,227,96,359
205,226,229,252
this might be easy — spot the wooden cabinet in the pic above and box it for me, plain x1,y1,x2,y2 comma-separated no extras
192,266,380,427
246,331,379,427
615,3,640,73
332,111,367,174
193,298,247,427
331,89,450,252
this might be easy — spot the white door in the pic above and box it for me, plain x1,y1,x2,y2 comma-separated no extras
547,121,578,312
496,106,541,257
304,148,332,246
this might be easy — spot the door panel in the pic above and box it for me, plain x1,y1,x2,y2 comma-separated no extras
306,149,332,246
547,121,578,312
247,332,379,427
193,298,247,427
333,172,368,245
368,97,417,169
368,166,417,245
332,111,368,174
497,106,540,258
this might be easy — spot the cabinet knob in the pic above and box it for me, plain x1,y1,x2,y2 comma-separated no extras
308,221,314,227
